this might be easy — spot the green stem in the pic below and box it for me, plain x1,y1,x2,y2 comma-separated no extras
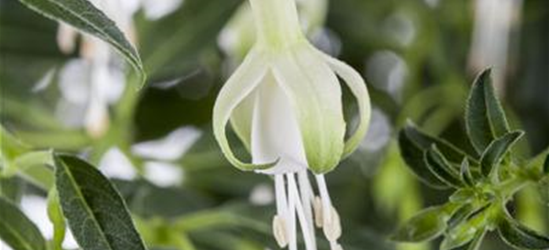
248,0,304,49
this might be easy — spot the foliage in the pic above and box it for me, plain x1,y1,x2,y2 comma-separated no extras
393,70,549,250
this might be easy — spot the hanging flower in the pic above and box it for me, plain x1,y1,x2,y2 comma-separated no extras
213,0,371,249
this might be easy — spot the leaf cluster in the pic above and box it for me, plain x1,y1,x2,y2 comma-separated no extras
393,69,549,250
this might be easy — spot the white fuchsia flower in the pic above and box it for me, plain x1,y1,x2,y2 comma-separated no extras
212,0,372,249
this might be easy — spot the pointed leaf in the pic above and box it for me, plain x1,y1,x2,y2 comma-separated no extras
453,229,486,250
0,197,47,250
480,131,523,178
403,122,473,164
442,205,491,250
425,146,463,188
391,206,452,242
17,0,146,87
498,214,549,250
54,154,147,250
447,204,475,230
465,69,510,154
398,128,449,189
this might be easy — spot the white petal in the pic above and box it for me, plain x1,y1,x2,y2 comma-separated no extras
251,75,307,175
213,48,276,171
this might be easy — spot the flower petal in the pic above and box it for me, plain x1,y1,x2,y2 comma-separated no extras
213,49,276,171
272,45,345,174
322,53,371,158
230,90,256,152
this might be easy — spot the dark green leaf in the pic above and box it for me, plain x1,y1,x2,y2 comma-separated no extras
403,122,471,164
480,131,523,178
398,128,448,189
498,214,549,250
460,158,476,187
17,0,146,87
54,154,147,250
425,146,463,188
0,197,47,250
465,69,510,154
391,206,451,242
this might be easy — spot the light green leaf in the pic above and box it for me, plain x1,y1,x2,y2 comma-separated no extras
47,188,66,250
441,205,491,250
465,69,510,154
0,125,30,176
54,154,147,250
453,230,486,250
391,206,452,242
480,131,523,178
498,213,549,250
272,44,345,174
0,197,47,250
17,0,146,87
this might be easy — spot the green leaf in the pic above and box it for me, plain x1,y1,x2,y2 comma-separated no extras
480,131,523,178
17,0,146,87
465,69,510,154
498,214,549,250
446,204,475,230
425,146,463,188
391,206,452,242
402,121,472,164
398,127,449,189
0,197,47,250
441,205,491,250
54,154,147,250
47,188,66,250
453,230,486,250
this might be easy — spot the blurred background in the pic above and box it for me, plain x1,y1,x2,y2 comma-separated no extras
0,0,547,249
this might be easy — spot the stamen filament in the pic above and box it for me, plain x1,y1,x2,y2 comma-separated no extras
289,172,316,250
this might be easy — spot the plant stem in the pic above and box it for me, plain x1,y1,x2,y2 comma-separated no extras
248,0,304,49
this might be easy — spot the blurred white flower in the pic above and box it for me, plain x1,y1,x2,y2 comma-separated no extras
99,147,137,180
143,161,183,187
132,126,202,161
54,0,183,138
249,183,275,205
